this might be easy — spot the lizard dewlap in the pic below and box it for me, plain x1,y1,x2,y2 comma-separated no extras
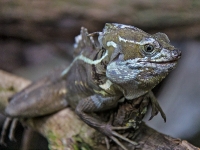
5,23,181,150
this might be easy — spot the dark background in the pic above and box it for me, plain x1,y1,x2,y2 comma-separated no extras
0,0,200,149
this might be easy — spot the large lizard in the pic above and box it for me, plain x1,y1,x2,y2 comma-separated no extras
4,23,181,149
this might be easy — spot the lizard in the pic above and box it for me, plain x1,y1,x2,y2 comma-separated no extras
3,23,181,150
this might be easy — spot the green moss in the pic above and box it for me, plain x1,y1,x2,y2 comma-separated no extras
73,135,92,150
47,130,57,141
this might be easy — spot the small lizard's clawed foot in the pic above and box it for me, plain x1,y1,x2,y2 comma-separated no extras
8,119,18,142
149,91,166,122
0,118,12,145
0,118,18,145
101,124,138,150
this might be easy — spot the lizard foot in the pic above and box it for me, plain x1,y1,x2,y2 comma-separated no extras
101,124,138,150
0,118,17,145
149,91,166,122
8,119,18,141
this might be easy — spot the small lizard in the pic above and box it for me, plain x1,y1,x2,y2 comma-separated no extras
4,23,181,149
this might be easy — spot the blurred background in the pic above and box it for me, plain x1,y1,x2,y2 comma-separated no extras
0,0,200,149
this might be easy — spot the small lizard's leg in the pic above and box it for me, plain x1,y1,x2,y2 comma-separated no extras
148,91,166,122
75,95,137,150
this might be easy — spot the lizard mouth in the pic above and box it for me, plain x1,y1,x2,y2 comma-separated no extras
139,58,179,64
138,51,181,64
126,56,180,70
117,49,181,70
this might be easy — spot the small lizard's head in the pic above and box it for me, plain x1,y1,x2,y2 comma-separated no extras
98,23,181,99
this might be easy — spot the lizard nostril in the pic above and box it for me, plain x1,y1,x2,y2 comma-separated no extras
172,49,181,59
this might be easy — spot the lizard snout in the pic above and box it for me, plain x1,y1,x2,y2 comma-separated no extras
172,49,181,60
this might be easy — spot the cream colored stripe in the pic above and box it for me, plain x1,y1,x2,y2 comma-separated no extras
61,50,108,77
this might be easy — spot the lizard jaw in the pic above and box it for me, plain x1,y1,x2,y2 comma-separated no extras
138,51,181,64
127,48,181,69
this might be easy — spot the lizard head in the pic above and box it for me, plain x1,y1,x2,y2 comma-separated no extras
98,23,181,99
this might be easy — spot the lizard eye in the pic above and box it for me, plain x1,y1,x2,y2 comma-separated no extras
144,44,154,53
141,44,156,56
141,44,157,56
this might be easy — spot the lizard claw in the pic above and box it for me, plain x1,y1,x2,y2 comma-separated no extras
149,91,166,122
8,119,18,141
110,135,129,150
0,117,12,145
149,100,166,122
0,118,18,145
111,130,138,146
105,137,110,150
109,131,138,150
101,124,138,150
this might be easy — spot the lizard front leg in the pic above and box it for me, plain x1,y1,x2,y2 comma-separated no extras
75,95,138,150
148,91,166,122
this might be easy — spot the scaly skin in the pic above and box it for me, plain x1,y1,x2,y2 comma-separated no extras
4,23,181,150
